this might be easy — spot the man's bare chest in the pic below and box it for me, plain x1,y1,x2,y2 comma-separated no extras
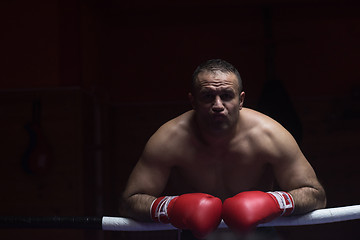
169,152,273,200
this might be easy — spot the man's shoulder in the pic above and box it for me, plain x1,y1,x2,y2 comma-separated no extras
240,108,299,160
241,108,282,134
240,108,290,149
143,110,194,158
156,110,194,138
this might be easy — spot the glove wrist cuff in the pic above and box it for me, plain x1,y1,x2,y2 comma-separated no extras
267,191,295,216
150,196,178,223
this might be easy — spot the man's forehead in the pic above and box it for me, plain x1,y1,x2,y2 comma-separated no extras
196,70,239,88
199,86,235,93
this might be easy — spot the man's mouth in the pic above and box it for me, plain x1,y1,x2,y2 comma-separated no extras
211,113,226,120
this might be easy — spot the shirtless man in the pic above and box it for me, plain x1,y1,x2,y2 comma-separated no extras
120,59,326,239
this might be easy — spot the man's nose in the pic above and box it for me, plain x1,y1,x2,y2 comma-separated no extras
212,96,225,112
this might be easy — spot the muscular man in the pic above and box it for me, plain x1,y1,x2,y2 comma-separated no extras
120,59,326,239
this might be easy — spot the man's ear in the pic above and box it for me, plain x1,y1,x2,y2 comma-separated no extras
239,91,245,110
188,92,196,109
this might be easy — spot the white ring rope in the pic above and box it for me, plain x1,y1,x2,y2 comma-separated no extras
102,205,360,231
1,205,359,231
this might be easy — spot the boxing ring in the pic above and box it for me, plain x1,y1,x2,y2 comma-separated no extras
0,205,359,231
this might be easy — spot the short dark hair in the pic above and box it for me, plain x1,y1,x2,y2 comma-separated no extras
191,59,243,94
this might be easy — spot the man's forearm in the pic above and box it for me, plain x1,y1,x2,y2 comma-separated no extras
289,186,326,215
120,193,156,221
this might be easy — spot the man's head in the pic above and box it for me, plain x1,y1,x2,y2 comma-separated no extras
189,59,245,136
191,59,243,96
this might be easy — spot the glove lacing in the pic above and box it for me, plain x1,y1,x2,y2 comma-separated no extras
151,196,177,223
267,191,295,216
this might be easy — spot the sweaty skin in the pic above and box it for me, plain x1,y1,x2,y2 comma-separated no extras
121,70,326,221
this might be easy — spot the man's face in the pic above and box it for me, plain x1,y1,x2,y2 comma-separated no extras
190,70,244,135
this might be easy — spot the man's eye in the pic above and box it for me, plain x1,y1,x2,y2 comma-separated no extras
221,93,234,101
201,94,214,101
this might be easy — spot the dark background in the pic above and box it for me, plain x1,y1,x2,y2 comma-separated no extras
1,0,360,239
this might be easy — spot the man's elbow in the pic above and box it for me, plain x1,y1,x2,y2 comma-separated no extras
317,188,327,209
119,193,132,217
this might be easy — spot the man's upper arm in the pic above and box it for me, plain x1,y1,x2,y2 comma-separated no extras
122,131,173,199
123,156,170,198
266,123,327,213
274,149,321,192
267,125,322,192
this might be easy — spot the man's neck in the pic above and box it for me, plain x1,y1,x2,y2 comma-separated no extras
195,121,239,147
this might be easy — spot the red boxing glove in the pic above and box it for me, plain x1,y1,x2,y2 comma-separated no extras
222,191,294,233
151,193,222,239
